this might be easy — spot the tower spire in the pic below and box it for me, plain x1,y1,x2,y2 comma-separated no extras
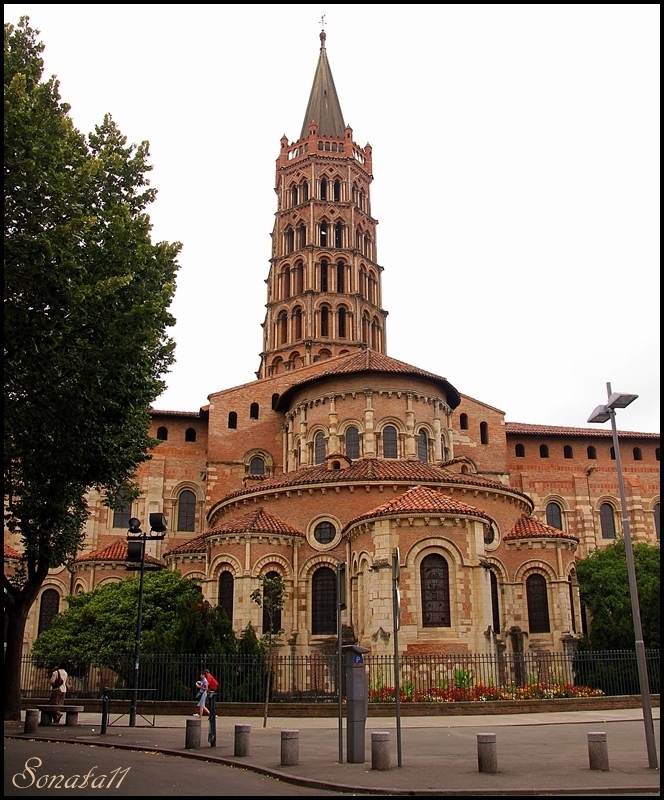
299,21,345,140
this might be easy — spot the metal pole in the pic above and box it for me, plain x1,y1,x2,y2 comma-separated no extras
606,382,658,770
337,568,343,764
392,554,402,767
129,534,146,728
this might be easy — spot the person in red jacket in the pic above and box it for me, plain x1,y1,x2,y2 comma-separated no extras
203,669,218,693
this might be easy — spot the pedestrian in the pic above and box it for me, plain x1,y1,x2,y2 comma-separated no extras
194,671,209,717
203,669,219,694
48,663,68,724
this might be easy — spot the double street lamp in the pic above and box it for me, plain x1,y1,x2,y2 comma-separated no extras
587,383,658,769
126,513,167,727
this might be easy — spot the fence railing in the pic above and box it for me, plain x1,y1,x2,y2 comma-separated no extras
20,649,660,703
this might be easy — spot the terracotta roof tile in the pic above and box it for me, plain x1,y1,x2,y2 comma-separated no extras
506,422,659,439
73,537,164,566
222,458,529,504
164,508,304,557
276,350,461,409
505,515,579,541
345,486,491,529
4,543,22,560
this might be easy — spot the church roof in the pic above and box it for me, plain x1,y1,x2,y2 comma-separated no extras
275,349,461,410
345,485,491,529
505,515,579,541
73,537,164,566
300,30,346,140
505,422,659,439
4,543,22,560
164,508,304,557
221,457,531,504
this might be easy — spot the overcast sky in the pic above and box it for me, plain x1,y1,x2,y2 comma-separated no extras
5,4,660,433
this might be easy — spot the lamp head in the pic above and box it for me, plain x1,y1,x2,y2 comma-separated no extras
128,517,142,534
606,392,638,410
587,405,611,424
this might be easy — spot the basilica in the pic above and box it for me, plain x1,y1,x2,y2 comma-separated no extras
9,30,660,658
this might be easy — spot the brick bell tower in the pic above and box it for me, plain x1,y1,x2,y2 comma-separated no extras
257,28,387,379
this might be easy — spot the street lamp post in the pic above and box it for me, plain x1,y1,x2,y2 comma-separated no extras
587,383,658,769
126,513,167,727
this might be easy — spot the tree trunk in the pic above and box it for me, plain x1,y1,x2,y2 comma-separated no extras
262,642,271,728
4,567,48,720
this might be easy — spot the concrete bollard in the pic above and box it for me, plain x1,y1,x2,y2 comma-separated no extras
185,717,201,749
24,709,39,734
281,729,299,766
587,731,610,771
371,731,390,771
477,732,498,773
234,723,251,757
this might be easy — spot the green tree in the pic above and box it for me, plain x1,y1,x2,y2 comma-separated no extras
4,18,181,719
250,573,287,726
30,570,237,667
576,540,660,650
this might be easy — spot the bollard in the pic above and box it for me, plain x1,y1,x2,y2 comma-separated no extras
371,731,390,771
234,723,251,757
24,709,39,735
185,717,201,749
588,731,610,771
477,733,498,773
281,729,299,766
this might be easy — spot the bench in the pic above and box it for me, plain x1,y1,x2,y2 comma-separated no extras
37,705,85,726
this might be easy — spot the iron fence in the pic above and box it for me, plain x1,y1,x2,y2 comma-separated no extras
19,649,659,703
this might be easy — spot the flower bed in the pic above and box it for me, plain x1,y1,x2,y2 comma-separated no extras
368,683,604,703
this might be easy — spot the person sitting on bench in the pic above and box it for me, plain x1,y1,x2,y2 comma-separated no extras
48,663,68,724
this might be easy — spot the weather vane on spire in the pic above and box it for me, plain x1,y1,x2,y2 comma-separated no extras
320,13,326,30
319,13,327,46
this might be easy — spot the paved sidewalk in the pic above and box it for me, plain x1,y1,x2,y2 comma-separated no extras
5,708,660,795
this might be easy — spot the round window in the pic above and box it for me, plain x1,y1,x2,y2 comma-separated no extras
314,521,336,544
484,524,496,545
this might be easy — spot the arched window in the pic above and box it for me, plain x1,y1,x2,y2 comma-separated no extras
320,220,328,247
314,432,326,464
320,178,328,201
633,447,643,461
249,456,265,475
314,520,336,544
335,223,343,249
112,492,132,529
291,185,298,207
421,554,450,627
320,260,328,292
262,571,282,635
320,306,329,337
654,503,660,540
177,489,196,532
587,446,597,459
185,427,196,442
228,411,237,429
600,503,616,539
271,393,279,410
610,446,616,460
564,445,573,459
490,571,501,634
336,260,344,291
333,179,341,201
460,413,469,430
345,426,360,459
218,572,234,624
156,426,168,441
480,422,489,445
515,443,525,457
417,430,428,462
526,574,550,633
383,426,398,459
294,307,302,340
312,567,336,634
656,447,661,461
38,589,60,635
250,402,259,420
338,307,346,337
545,501,563,530
278,311,288,345
539,444,549,458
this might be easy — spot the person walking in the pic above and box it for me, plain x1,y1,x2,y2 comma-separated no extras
195,671,209,717
203,669,219,694
48,663,68,724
